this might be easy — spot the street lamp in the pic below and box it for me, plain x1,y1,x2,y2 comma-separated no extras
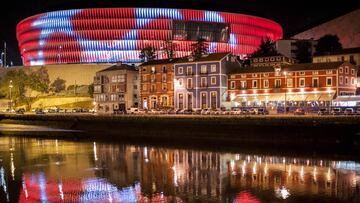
9,80,13,111
283,71,287,114
1,52,4,67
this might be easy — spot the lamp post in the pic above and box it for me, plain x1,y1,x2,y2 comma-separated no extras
1,52,4,67
283,71,287,114
9,80,13,111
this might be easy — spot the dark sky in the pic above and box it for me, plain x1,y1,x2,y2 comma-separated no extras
1,0,359,65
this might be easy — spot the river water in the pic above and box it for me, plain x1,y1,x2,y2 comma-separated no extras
0,136,359,203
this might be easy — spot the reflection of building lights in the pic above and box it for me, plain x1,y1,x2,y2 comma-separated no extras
58,182,64,200
242,161,246,176
307,159,310,166
242,90,246,94
313,167,317,182
275,186,290,199
264,163,268,175
288,164,292,177
144,147,149,163
55,139,59,154
1,167,9,201
327,168,331,182
300,166,304,181
235,154,240,160
300,88,305,93
231,160,235,172
247,155,250,163
10,152,15,180
252,162,257,175
93,142,98,161
283,157,286,164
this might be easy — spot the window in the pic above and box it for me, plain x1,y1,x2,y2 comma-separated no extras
179,78,183,87
263,73,269,77
341,56,345,62
275,71,281,76
351,77,355,85
252,80,257,88
211,77,216,85
142,67,146,72
339,67,343,73
151,66,156,73
142,84,147,91
162,83,167,91
151,74,155,82
264,80,269,88
339,76,343,85
151,84,156,92
345,77,349,85
313,71,318,75
241,74,246,78
134,94,137,99
142,75,147,81
187,66,192,75
201,77,207,87
326,77,332,86
312,78,319,87
287,78,293,87
252,73,257,77
298,78,304,87
201,65,207,74
162,74,167,82
178,94,184,109
275,79,281,88
210,92,217,109
241,81,247,89
326,70,333,74
178,67,184,74
201,92,207,109
351,69,355,75
345,66,349,74
133,85,138,90
162,66,166,73
299,71,305,75
187,78,192,89
211,64,216,72
350,55,355,64
230,81,235,89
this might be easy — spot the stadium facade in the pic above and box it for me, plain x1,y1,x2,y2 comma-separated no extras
17,8,282,66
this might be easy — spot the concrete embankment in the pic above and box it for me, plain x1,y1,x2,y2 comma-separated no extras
1,114,359,152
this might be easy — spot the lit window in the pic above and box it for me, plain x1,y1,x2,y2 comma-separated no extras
142,75,147,81
187,66,192,75
151,66,156,73
211,77,216,85
162,74,167,82
287,78,293,87
263,73,269,77
275,79,281,88
313,71,318,75
326,70,333,74
264,79,269,88
201,65,207,74
211,64,216,72
299,71,305,75
143,84,147,91
241,81,246,89
201,77,207,87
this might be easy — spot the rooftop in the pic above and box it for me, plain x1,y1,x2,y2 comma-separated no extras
98,63,138,72
314,47,360,56
176,52,231,63
139,58,181,66
230,61,346,74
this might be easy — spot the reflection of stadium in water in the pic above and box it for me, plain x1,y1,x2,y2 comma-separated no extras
0,137,359,202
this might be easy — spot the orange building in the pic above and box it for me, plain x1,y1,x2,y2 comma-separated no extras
139,58,179,109
227,62,357,108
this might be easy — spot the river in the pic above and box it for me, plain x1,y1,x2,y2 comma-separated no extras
0,134,359,202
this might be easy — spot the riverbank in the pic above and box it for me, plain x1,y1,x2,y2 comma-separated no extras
1,114,360,151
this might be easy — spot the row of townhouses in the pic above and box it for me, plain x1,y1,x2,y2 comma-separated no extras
93,52,358,113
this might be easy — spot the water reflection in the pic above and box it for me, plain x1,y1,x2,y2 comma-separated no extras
0,136,359,202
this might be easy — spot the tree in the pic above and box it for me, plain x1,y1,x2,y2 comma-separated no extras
139,46,156,62
315,34,342,54
88,83,94,98
161,40,177,59
251,37,279,57
191,38,209,59
294,40,312,63
0,69,28,105
28,67,50,93
50,77,66,93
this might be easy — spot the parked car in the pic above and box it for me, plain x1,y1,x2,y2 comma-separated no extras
241,109,250,115
294,108,305,115
355,108,360,115
15,108,25,114
183,109,194,115
318,108,330,115
201,109,210,115
127,107,139,114
343,108,354,115
35,108,45,114
331,108,342,115
257,108,269,115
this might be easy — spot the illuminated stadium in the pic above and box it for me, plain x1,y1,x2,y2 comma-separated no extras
16,8,283,66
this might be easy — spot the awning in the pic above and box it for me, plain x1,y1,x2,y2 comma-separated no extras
234,92,336,102
333,95,360,102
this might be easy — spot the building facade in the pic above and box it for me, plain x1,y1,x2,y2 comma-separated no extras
174,53,240,110
16,8,282,65
139,59,178,109
227,62,357,109
313,47,360,66
93,64,139,113
275,39,317,59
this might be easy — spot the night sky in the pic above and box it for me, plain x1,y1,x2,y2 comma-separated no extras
1,0,358,65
